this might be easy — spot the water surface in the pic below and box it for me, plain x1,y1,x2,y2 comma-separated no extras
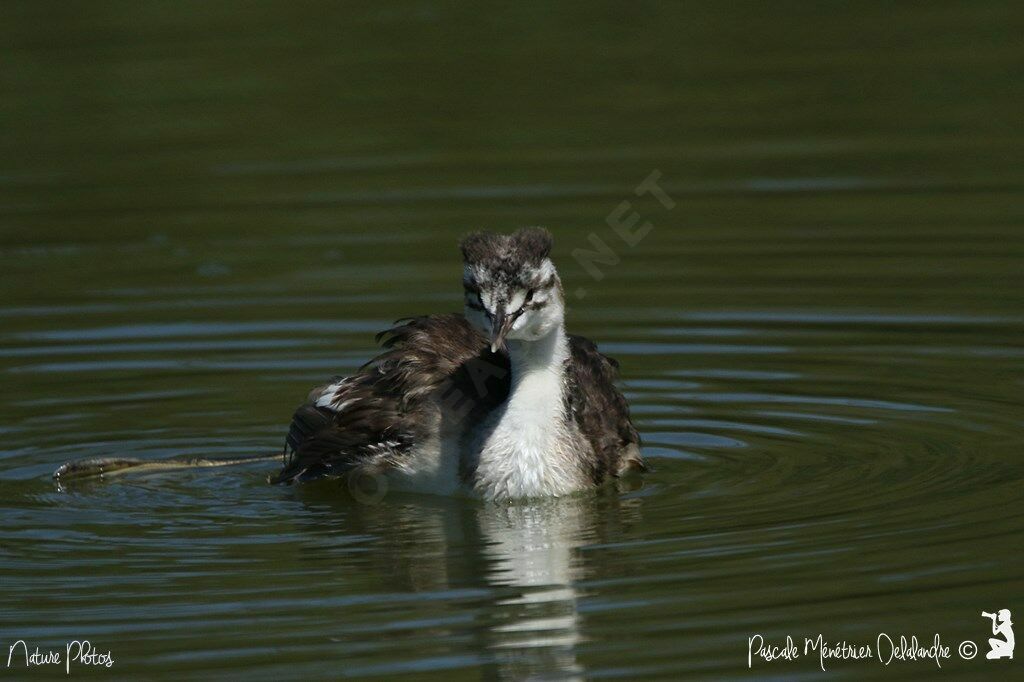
2,2,1023,679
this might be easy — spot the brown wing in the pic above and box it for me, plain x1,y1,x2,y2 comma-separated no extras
271,314,510,484
565,335,643,483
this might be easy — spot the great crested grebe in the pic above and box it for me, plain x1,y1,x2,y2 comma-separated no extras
271,227,643,499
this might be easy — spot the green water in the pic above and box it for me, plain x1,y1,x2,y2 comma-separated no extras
2,2,1023,679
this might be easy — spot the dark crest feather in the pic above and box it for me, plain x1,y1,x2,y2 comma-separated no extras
512,227,553,263
459,231,493,264
460,227,553,267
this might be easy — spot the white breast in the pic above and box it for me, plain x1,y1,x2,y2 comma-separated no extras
471,367,585,499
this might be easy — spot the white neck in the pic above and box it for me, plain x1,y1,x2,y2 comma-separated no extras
507,324,569,380
474,324,582,499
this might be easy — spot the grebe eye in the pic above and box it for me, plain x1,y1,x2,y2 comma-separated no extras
525,289,536,303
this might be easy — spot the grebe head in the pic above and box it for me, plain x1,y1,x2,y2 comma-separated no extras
460,227,565,352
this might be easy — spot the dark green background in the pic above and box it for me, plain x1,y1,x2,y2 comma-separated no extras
1,2,1022,679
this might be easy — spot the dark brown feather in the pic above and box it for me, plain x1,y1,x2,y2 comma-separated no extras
271,314,510,484
460,228,554,289
564,335,644,483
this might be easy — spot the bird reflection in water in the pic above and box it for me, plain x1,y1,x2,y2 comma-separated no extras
292,482,643,679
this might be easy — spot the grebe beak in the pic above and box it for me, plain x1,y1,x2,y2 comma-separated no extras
490,308,514,353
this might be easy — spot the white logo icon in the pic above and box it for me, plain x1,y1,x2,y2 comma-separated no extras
982,609,1014,660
